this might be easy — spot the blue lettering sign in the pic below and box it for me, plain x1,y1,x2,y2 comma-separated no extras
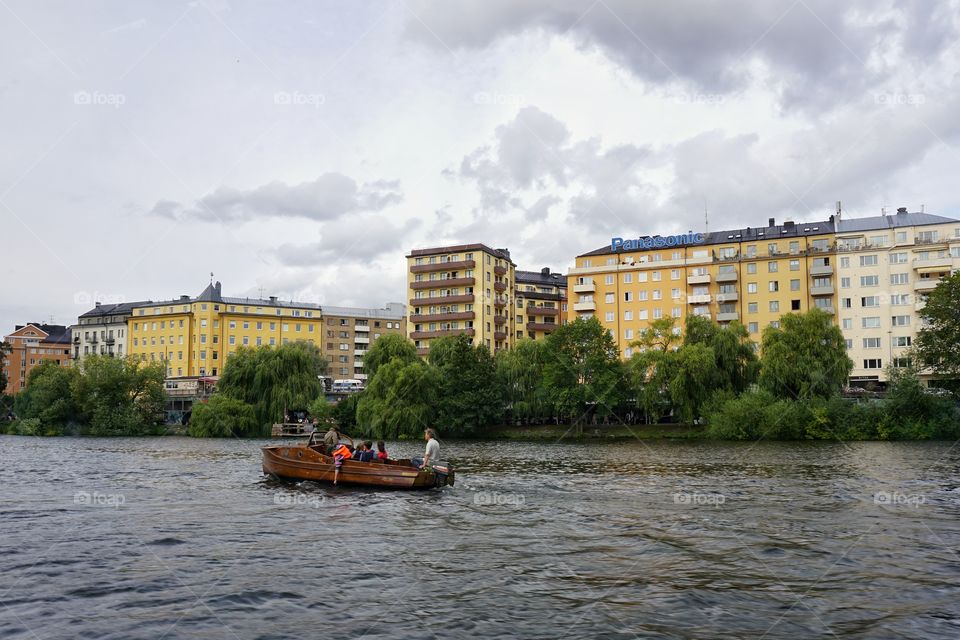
610,232,705,252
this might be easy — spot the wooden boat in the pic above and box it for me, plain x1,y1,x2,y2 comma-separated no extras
261,433,455,490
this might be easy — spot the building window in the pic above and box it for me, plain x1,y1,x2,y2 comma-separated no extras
860,275,879,287
841,277,851,288
842,318,853,330
748,322,758,333
892,336,912,347
747,283,757,294
769,281,779,292
890,273,909,285
747,263,757,274
769,301,779,312
789,259,800,271
605,312,614,322
863,337,881,349
861,296,880,307
790,279,800,291
840,257,850,268
863,359,883,369
768,261,778,273
891,315,910,327
748,302,758,314
862,317,881,328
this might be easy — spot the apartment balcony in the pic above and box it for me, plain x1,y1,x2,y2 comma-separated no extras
494,265,507,276
104,336,116,344
494,331,508,341
522,290,564,301
527,322,558,332
716,292,738,303
687,294,711,305
409,294,474,306
354,336,370,344
493,315,508,325
494,296,509,307
810,285,835,296
410,259,475,274
416,347,429,357
526,306,559,316
90,336,99,344
409,311,475,323
687,274,711,285
573,301,596,312
816,305,836,315
810,264,834,276
912,256,953,270
73,336,80,344
692,312,712,320
715,271,738,283
354,324,370,332
915,300,927,312
354,373,368,381
914,280,941,292
410,328,476,340
411,277,474,290
573,282,596,294
354,349,367,357
494,281,507,293
717,312,739,322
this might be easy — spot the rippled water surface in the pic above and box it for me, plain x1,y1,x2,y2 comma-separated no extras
2,436,960,639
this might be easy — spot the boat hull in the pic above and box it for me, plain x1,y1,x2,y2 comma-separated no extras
261,444,453,489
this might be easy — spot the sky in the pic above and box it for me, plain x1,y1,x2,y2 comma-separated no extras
2,0,960,332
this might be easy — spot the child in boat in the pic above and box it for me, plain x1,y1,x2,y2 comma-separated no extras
376,441,388,462
354,442,375,462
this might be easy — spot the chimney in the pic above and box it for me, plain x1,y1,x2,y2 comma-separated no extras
215,281,222,295
541,267,550,276
180,295,190,301
95,301,101,307
897,207,908,215
768,217,775,227
269,296,278,303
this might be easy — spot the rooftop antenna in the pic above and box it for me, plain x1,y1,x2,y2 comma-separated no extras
921,203,925,213
704,199,709,235
258,286,265,299
210,271,214,284
835,200,842,221
881,206,887,216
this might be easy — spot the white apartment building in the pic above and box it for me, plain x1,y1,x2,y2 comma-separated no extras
72,301,146,360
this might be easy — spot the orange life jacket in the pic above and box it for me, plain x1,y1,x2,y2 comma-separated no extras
332,444,352,460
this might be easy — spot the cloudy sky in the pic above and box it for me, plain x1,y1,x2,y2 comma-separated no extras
2,0,960,331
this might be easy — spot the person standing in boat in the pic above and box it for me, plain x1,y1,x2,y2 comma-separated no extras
323,424,339,454
413,428,440,470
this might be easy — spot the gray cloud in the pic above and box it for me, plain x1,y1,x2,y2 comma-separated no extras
150,173,403,222
407,0,957,111
274,216,422,267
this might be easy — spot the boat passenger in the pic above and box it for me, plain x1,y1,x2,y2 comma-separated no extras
412,428,440,470
354,442,375,462
376,441,388,462
323,425,339,453
332,443,352,485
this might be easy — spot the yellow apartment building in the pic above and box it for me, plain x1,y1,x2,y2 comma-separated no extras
568,218,838,358
406,244,515,355
126,281,405,380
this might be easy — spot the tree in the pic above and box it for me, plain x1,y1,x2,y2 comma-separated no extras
759,309,852,400
189,395,258,437
543,317,626,427
914,272,960,379
13,361,80,434
496,339,551,424
0,340,11,397
683,316,758,394
363,333,418,378
72,356,165,436
428,334,503,435
631,317,681,353
356,358,440,439
216,341,328,434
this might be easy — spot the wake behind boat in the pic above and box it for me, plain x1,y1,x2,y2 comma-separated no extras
261,432,455,490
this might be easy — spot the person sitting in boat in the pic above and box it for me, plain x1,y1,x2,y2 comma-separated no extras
353,441,375,462
322,425,340,453
376,441,388,462
412,428,440,470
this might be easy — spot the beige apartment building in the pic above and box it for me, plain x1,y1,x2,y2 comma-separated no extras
514,268,568,341
406,244,516,355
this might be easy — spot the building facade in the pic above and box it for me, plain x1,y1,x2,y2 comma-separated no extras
567,210,960,384
834,210,960,384
568,218,838,358
2,324,72,395
514,268,568,341
320,303,406,381
407,244,516,355
72,301,146,360
125,281,405,381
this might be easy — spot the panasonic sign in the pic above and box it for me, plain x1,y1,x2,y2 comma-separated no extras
610,232,705,252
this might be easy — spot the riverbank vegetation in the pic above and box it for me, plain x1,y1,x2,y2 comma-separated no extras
1,356,165,436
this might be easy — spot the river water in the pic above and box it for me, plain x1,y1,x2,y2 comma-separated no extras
1,436,959,639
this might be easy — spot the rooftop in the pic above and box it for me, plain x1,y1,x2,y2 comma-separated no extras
78,301,151,318
516,268,567,287
835,210,959,233
13,323,72,344
407,243,515,264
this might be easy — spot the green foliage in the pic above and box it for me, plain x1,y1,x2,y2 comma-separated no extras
332,393,360,433
73,356,166,436
356,359,440,439
0,340,11,396
914,272,960,379
188,395,258,437
543,317,626,424
308,396,334,422
14,361,80,431
363,333,418,378
217,341,327,435
759,309,852,400
428,334,503,435
496,339,551,423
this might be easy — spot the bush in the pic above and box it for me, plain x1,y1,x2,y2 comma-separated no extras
188,395,258,438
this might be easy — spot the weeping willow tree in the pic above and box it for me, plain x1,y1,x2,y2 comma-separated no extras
216,341,327,435
495,339,551,424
